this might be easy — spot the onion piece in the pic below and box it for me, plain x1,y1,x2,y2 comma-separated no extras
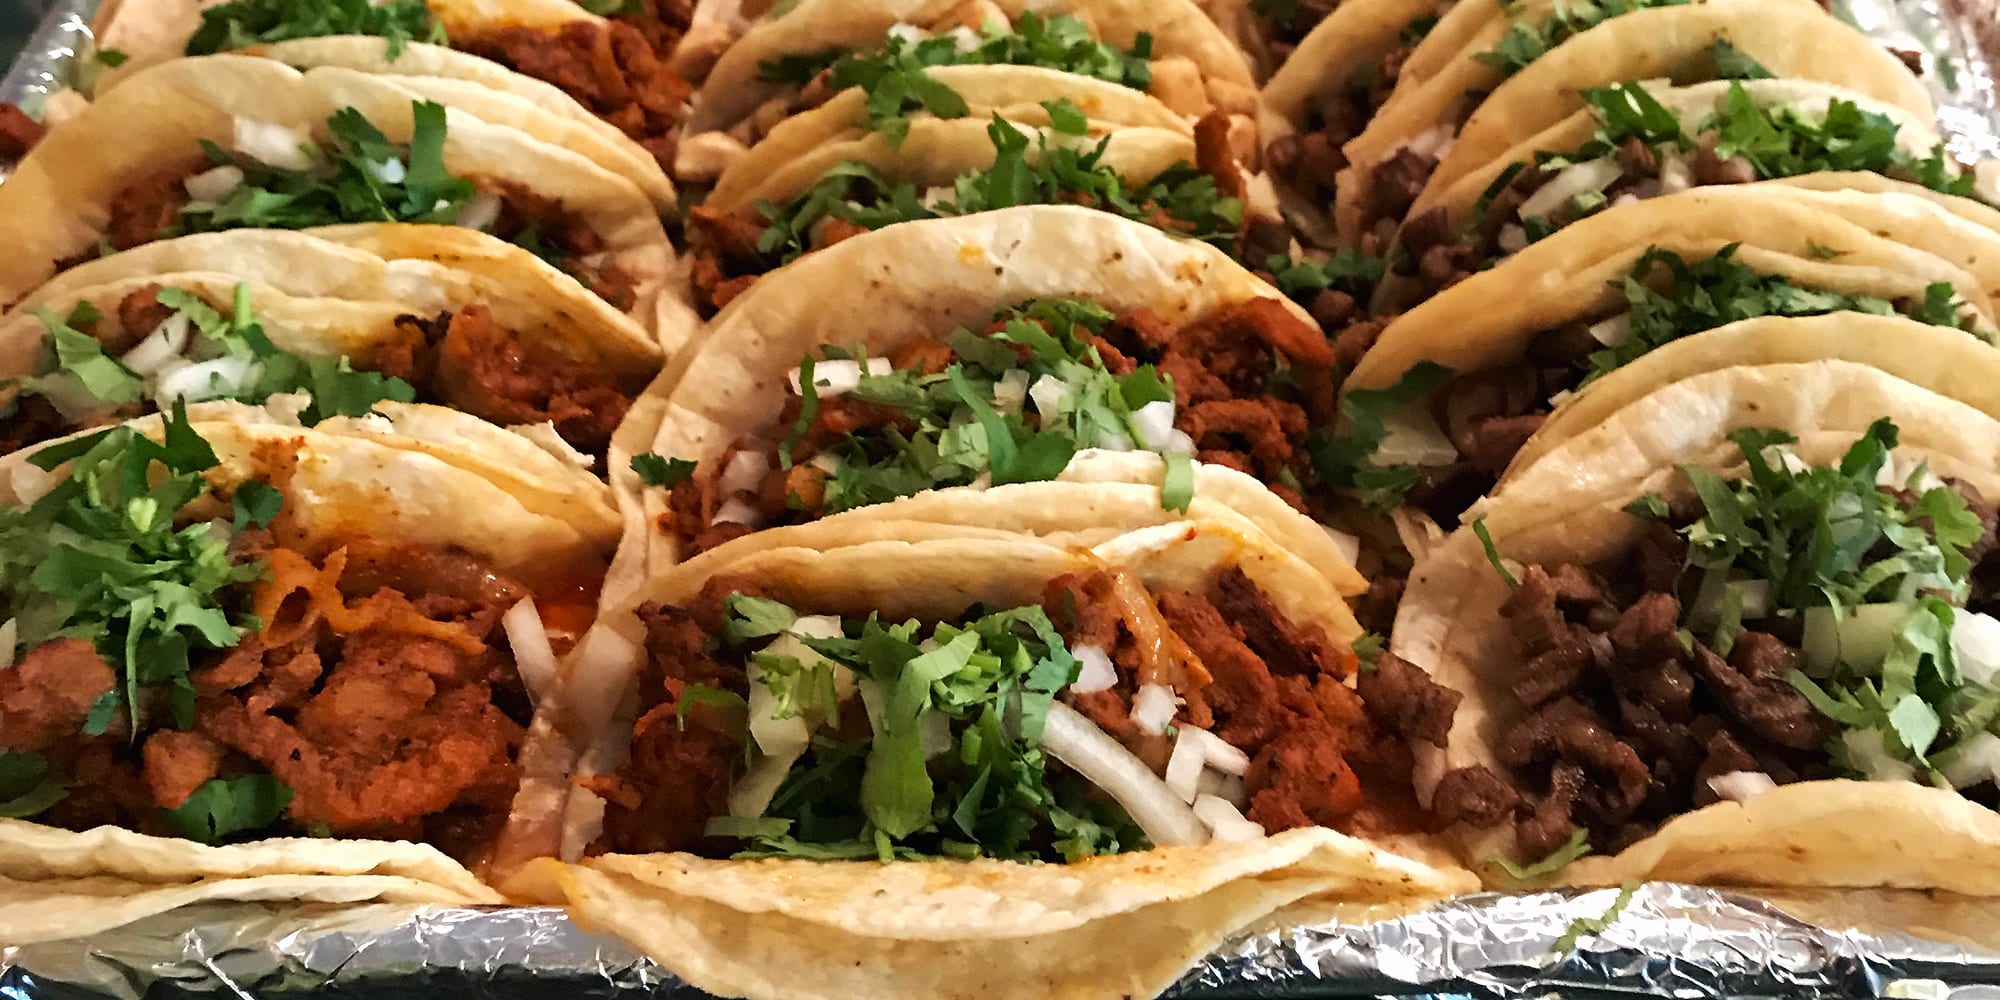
728,743,804,818
183,164,245,203
1028,374,1070,419
788,614,843,640
1191,794,1265,841
1130,682,1179,732
1164,727,1206,803
993,369,1029,412
1802,603,1910,675
1162,429,1196,456
1069,644,1117,693
119,312,192,377
789,358,889,397
720,450,771,494
1842,729,1916,783
1658,153,1694,193
457,191,502,231
1517,157,1621,221
502,596,560,705
0,618,16,672
1954,612,2000,688
1941,732,2000,789
714,497,764,527
1042,702,1208,847
1131,399,1175,449
747,656,811,758
1587,314,1631,347
232,116,315,170
1184,726,1251,776
154,356,261,405
1705,770,1775,803
1197,769,1248,808
1496,224,1528,255
1372,407,1458,467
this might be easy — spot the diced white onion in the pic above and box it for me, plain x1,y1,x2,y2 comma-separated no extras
1041,702,1208,847
118,312,193,377
371,158,407,184
1184,726,1252,776
993,368,1029,412
788,614,844,640
946,25,982,51
502,596,560,705
886,21,925,43
1658,153,1694,194
232,116,315,171
1096,430,1134,452
7,461,57,506
1610,192,1641,208
457,190,502,231
1731,579,1770,620
182,164,244,202
1164,727,1207,803
1028,374,1070,419
1321,526,1361,567
1547,389,1574,408
1942,732,2000,789
1587,313,1632,347
919,186,956,210
1197,769,1248,808
1842,728,1917,783
1705,770,1776,803
1069,644,1117,693
728,743,804,818
1191,794,1265,841
1497,224,1528,255
747,658,812,759
1518,157,1622,222
1130,682,1180,732
1954,612,2000,688
808,452,845,475
789,357,890,397
154,355,261,405
921,711,953,759
1163,428,1196,456
715,497,764,527
1372,407,1459,467
1131,399,1176,449
1802,603,1911,675
0,618,16,672
720,450,771,494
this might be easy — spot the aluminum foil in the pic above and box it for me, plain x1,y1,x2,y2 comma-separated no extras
4,0,2000,997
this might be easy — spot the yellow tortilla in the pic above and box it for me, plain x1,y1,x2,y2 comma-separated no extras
0,399,626,944
531,515,1472,1000
0,54,677,351
1393,358,2000,886
628,205,1366,602
1419,0,1933,202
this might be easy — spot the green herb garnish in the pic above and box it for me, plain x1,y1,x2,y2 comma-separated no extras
186,0,442,58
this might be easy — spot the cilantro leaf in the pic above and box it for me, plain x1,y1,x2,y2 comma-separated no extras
632,453,699,488
1495,826,1591,881
1474,0,1688,79
1161,450,1195,513
186,0,441,58
0,752,68,819
1553,880,1642,954
1473,517,1518,588
1307,361,1451,488
162,775,292,844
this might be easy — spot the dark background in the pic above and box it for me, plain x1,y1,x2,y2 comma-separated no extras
1,0,51,80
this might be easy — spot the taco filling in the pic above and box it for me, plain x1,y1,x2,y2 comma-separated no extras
1397,79,1980,300
1431,421,2000,871
3,283,639,460
644,297,1334,553
585,559,1457,858
1352,248,1980,525
183,0,693,170
81,99,640,310
687,111,1246,313
0,411,597,861
687,10,1211,170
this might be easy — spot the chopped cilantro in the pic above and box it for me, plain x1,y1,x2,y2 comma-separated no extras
1553,880,1642,954
1582,246,1977,382
711,594,1142,862
1264,249,1386,305
176,99,477,236
1474,0,1688,79
1306,361,1451,494
1707,39,1772,80
1161,451,1195,513
1473,517,1518,588
1495,826,1591,881
1351,632,1385,670
162,775,293,844
0,752,68,819
186,0,442,58
632,453,699,488
1040,97,1089,136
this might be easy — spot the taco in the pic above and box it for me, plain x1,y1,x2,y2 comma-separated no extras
686,97,1259,315
1405,1,1933,220
0,226,662,465
1393,357,2000,891
525,514,1475,1000
93,0,693,177
1324,186,2000,533
1321,0,1840,245
0,399,620,943
628,205,1369,606
0,55,685,348
1379,77,1982,310
672,0,1258,181
1257,0,1450,246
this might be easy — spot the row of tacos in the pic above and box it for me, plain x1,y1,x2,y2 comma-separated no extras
7,0,2000,997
